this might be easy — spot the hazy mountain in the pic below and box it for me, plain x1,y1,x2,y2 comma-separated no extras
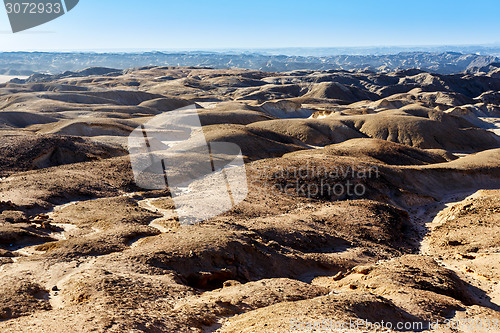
1,50,499,76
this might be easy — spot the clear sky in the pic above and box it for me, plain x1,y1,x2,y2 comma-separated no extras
1,0,500,51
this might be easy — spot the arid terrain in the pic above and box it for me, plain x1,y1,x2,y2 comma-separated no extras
0,65,499,332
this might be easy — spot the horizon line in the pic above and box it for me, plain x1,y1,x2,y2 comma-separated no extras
1,42,500,53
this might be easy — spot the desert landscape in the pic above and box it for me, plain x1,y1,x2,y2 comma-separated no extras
0,64,499,332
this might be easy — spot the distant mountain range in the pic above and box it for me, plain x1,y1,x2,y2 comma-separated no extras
230,45,500,57
0,51,499,75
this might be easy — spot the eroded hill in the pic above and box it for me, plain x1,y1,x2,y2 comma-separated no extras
0,66,499,332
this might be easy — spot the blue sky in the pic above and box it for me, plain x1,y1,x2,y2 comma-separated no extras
1,0,500,51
